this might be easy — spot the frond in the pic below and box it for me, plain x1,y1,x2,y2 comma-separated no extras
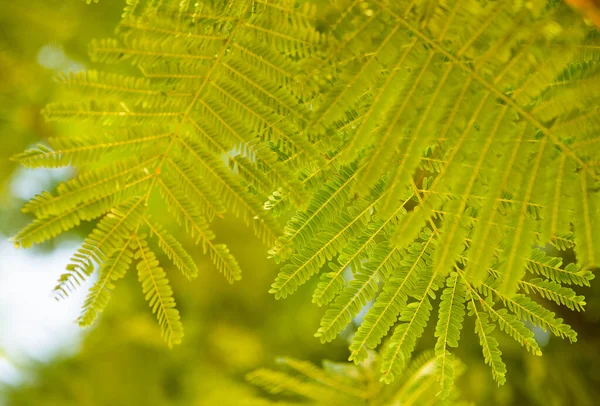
54,196,147,298
269,192,375,299
526,248,593,286
42,100,181,126
349,231,435,364
12,194,119,249
467,291,507,385
56,70,192,109
15,0,328,340
272,357,366,400
247,350,457,405
379,264,445,384
383,350,463,405
145,218,198,280
478,275,578,342
434,272,467,398
164,156,226,221
157,173,215,246
466,277,542,356
21,156,159,218
134,235,184,347
157,173,241,282
299,0,600,301
311,181,395,306
519,278,587,312
246,368,344,405
315,241,384,343
77,236,135,327
175,134,282,245
270,162,357,262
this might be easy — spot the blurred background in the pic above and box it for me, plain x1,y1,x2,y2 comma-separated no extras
0,1,599,404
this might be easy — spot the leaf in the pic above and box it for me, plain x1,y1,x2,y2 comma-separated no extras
78,237,135,327
135,236,184,347
434,272,467,398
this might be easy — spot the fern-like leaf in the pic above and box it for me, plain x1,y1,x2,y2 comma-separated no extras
55,196,147,298
78,236,135,326
434,272,467,398
135,236,184,347
145,218,198,280
468,291,507,385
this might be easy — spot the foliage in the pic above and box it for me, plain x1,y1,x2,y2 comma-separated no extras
8,0,600,399
12,0,321,341
247,351,468,405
